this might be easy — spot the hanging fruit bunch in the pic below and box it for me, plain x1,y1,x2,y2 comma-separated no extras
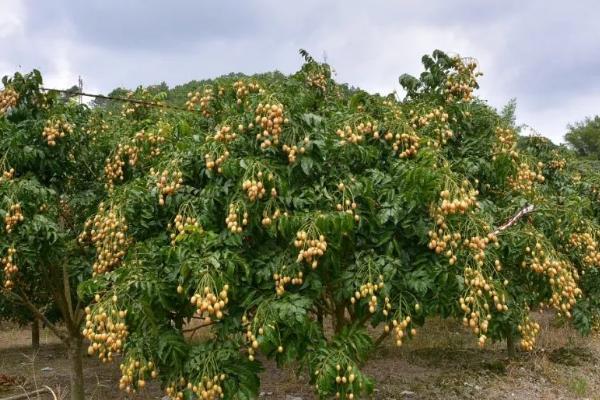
1,247,17,290
78,203,130,275
0,87,18,116
42,118,74,146
151,166,183,206
83,294,129,363
254,103,286,149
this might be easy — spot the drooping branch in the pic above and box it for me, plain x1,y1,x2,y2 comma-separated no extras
492,204,535,236
11,289,69,343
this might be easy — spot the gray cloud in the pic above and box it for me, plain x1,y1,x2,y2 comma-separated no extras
1,0,599,142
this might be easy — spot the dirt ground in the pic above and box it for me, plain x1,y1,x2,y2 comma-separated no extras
1,313,599,399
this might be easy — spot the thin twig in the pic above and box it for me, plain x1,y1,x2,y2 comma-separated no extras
43,386,58,400
0,387,52,400
182,321,217,333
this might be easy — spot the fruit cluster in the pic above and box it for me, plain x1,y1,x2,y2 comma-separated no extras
569,232,600,267
185,88,214,117
104,143,139,191
335,198,360,223
428,182,480,264
335,182,360,222
79,204,130,275
517,313,540,351
383,131,420,159
492,127,518,159
2,247,17,290
332,364,358,399
336,121,378,145
151,167,183,206
509,162,545,193
83,296,128,363
119,91,156,118
190,285,229,321
522,243,581,316
261,208,282,227
464,233,499,268
443,58,481,103
254,103,286,149
409,107,453,146
243,316,260,362
225,204,247,233
274,269,303,296
294,230,327,269
42,118,74,146
233,80,261,104
83,114,109,138
383,315,415,347
4,203,24,233
164,378,187,400
118,358,158,394
165,375,226,400
168,214,199,245
242,179,266,202
133,129,166,157
282,137,309,163
0,88,18,116
204,150,229,173
349,278,384,313
213,125,237,143
307,72,328,91
549,158,567,170
0,167,15,182
460,267,508,347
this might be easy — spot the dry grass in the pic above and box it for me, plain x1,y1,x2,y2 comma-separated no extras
1,313,599,399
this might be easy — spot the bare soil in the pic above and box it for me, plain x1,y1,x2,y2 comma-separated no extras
1,312,599,399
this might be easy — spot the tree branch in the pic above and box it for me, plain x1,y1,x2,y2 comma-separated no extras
374,330,390,347
11,289,69,343
183,320,217,340
46,263,74,330
62,263,74,322
492,204,535,236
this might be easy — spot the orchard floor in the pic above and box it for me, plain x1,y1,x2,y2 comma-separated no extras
1,313,599,400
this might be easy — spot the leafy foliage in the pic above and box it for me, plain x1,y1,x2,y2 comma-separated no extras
1,51,600,400
565,115,600,158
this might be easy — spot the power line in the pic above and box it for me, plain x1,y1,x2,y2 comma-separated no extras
40,87,193,113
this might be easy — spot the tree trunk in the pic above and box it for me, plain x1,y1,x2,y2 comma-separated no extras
317,309,324,330
334,304,346,334
506,331,516,359
68,336,85,400
31,318,40,350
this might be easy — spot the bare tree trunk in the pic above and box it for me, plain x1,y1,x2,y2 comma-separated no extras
506,331,516,359
317,309,324,330
68,335,85,400
31,318,40,350
334,304,346,334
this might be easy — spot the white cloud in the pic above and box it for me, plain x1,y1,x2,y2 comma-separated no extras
0,0,598,145
518,92,600,143
0,0,25,38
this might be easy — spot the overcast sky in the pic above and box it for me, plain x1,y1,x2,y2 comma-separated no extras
1,0,599,143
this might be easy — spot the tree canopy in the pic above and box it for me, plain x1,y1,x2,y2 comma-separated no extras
1,50,600,400
565,115,600,159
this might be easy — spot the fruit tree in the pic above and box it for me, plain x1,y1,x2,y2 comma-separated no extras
2,50,600,399
0,70,117,399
